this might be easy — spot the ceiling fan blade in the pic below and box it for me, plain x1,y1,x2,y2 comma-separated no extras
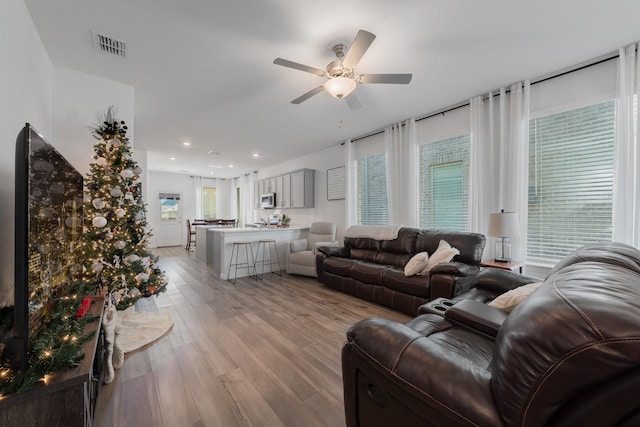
273,58,326,77
345,93,362,111
359,74,413,84
342,30,376,70
291,86,325,104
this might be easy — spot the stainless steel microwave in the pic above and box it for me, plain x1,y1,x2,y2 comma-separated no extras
261,193,275,209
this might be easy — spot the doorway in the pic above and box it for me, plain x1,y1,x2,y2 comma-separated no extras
157,192,182,247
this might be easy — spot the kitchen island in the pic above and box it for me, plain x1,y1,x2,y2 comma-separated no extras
197,226,309,280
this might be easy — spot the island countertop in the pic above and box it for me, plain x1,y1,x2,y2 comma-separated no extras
209,226,309,233
195,226,310,279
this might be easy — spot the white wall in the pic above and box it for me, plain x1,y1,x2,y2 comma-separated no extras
0,0,53,307
256,144,346,241
52,67,134,176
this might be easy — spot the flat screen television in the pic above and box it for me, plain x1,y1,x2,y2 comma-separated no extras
1,123,83,369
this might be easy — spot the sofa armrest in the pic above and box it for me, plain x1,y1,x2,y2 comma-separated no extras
289,238,308,253
430,261,474,277
316,245,348,258
430,263,480,300
445,299,507,337
473,268,539,294
314,240,339,254
346,317,424,370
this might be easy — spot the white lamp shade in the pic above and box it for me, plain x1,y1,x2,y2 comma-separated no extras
324,76,357,99
488,211,521,238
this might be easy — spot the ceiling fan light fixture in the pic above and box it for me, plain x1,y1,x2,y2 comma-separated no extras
324,76,357,99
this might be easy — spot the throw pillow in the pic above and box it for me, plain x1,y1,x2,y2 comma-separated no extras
488,282,542,313
404,252,429,276
419,240,459,275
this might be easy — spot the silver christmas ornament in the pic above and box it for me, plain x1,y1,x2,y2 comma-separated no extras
92,198,105,209
92,216,108,228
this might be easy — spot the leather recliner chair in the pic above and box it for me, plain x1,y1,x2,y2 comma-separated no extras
342,241,640,426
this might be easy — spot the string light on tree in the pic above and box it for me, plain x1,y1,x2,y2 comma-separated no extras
81,106,167,309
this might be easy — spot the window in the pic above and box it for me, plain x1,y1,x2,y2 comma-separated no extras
202,187,216,219
357,154,389,225
159,194,180,220
418,135,470,231
528,101,615,259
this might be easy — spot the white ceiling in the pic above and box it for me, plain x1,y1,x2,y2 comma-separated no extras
24,0,640,179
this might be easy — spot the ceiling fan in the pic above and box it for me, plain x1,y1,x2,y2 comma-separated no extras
274,30,412,109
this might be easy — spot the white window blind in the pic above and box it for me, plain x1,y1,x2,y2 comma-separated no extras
418,135,470,231
357,154,389,225
528,101,615,259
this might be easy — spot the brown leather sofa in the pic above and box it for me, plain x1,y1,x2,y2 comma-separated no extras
342,241,640,426
316,227,486,316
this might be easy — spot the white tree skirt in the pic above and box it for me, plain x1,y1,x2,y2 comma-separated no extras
116,309,173,353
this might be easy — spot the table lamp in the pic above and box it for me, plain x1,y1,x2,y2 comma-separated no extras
487,210,520,262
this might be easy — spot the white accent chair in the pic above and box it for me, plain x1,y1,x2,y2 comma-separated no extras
287,222,338,277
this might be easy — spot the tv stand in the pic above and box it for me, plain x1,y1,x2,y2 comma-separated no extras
0,297,105,427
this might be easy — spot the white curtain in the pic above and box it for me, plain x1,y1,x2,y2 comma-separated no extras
613,43,640,247
469,94,498,235
192,175,203,219
384,118,418,226
344,139,358,227
230,177,238,223
504,81,530,256
469,81,530,260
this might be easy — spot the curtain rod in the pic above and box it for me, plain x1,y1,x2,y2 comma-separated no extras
349,49,622,144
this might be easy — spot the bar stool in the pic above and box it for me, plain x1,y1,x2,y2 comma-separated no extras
227,241,256,284
254,239,282,279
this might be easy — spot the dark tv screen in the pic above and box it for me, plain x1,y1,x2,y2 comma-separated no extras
3,123,83,369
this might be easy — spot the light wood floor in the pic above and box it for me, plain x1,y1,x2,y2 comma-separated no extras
95,246,410,427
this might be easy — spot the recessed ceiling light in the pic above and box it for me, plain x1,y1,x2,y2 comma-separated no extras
252,153,259,158
182,141,192,146
228,164,234,168
169,157,176,160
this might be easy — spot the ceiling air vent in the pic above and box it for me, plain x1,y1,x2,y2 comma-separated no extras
93,32,128,58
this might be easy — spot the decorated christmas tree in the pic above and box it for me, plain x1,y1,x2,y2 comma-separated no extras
81,107,167,309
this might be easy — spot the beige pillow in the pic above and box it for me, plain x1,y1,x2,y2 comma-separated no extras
404,252,429,276
488,282,542,313
419,240,459,275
